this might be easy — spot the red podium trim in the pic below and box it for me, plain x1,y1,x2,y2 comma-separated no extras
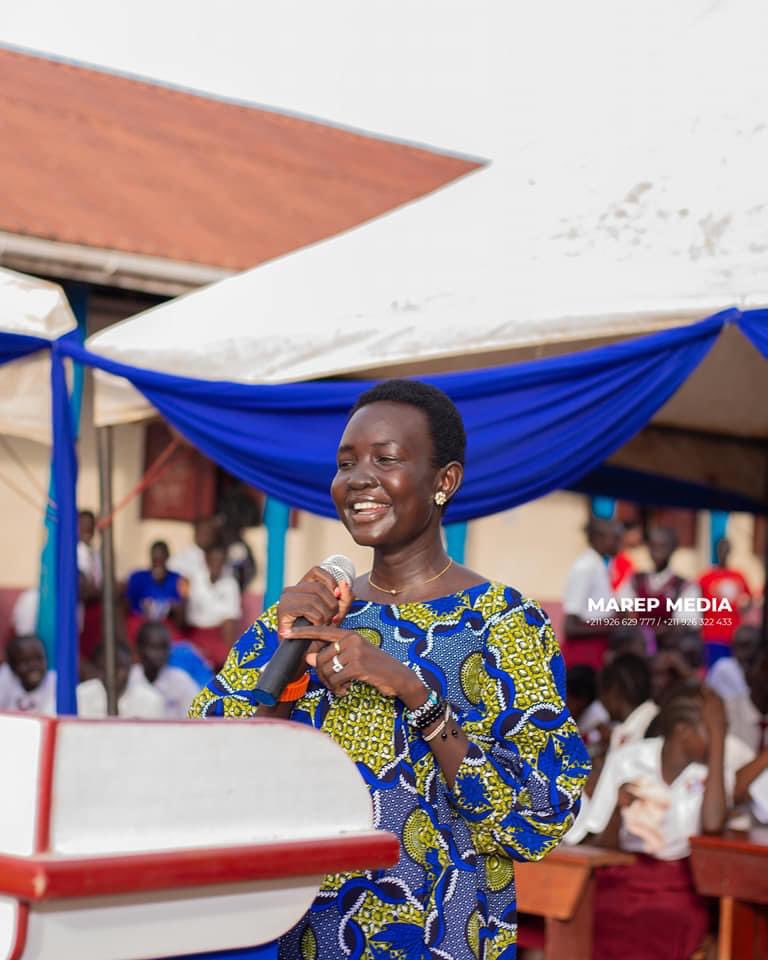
0,833,400,902
5,902,27,960
34,719,57,855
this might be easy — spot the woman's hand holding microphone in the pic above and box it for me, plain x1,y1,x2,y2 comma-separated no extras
278,566,426,708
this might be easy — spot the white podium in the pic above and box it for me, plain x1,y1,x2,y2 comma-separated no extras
0,713,399,960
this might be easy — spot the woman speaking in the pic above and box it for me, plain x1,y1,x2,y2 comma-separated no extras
190,380,589,959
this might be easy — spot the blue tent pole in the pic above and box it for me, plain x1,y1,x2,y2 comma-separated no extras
445,522,468,564
710,511,729,564
263,497,291,610
50,338,81,714
591,496,616,519
38,284,87,713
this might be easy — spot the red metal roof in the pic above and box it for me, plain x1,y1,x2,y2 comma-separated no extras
0,48,479,270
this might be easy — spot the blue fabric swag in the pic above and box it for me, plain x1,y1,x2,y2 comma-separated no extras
3,308,766,715
60,308,768,523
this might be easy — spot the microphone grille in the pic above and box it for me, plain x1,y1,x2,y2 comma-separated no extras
320,554,356,587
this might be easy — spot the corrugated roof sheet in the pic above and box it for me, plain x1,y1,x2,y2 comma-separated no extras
0,48,478,270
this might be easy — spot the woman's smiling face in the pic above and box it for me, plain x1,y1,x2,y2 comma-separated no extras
331,401,444,548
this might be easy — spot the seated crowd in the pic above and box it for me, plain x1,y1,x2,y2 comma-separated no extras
558,519,766,960
1,511,254,720
1,507,765,958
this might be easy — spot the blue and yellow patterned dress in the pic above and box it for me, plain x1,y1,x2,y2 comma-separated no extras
189,581,589,960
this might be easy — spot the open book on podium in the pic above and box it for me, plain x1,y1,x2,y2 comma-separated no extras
0,713,399,960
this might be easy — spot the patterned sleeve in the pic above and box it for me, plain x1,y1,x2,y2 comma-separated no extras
188,605,280,717
447,596,590,862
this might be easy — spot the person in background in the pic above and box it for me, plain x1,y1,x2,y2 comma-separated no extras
609,520,642,592
77,509,102,592
131,622,199,719
185,543,241,669
619,526,700,652
698,537,753,667
731,648,768,822
10,587,39,638
606,624,647,662
725,647,768,755
220,521,256,593
77,643,165,719
649,648,697,709
601,653,659,752
0,635,56,714
169,516,220,581
586,689,751,960
124,541,186,643
707,624,761,700
78,508,103,661
567,664,609,746
563,516,620,669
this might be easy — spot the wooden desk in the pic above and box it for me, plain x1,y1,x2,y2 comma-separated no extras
515,844,635,960
690,828,768,960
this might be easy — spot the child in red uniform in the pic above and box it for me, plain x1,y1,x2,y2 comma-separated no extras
699,537,752,666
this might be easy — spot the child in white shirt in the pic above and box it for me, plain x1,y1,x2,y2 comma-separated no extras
584,688,751,960
0,635,56,714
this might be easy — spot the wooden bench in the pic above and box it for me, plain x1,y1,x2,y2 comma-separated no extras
690,828,768,960
516,844,635,960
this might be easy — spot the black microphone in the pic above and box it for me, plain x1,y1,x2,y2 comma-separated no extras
253,554,356,706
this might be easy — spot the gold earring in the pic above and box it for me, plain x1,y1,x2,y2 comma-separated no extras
434,491,447,506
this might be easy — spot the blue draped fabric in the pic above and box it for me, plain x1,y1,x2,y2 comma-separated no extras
0,331,49,365
50,338,80,714
0,330,79,712
61,309,759,522
38,286,87,692
4,307,765,716
739,307,768,358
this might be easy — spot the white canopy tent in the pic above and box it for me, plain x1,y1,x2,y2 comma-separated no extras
0,267,77,444
86,0,768,445
5,0,767,498
85,114,768,501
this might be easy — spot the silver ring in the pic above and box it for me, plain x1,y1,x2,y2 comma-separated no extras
331,655,344,674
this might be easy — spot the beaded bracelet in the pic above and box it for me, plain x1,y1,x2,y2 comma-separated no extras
423,703,459,743
406,688,442,730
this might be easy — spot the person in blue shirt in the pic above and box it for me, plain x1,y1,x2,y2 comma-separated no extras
124,541,186,639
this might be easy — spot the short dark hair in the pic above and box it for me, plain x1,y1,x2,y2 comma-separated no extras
79,509,96,524
609,625,646,654
650,525,679,551
657,692,702,738
150,540,169,555
136,621,171,647
350,379,466,467
567,665,597,703
6,634,45,666
600,653,651,709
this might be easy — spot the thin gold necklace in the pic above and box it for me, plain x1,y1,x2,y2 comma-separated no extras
368,558,453,597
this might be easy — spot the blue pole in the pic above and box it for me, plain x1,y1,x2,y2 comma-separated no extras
263,497,291,610
591,496,616,519
38,284,87,713
444,521,468,564
50,338,80,714
710,510,729,564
